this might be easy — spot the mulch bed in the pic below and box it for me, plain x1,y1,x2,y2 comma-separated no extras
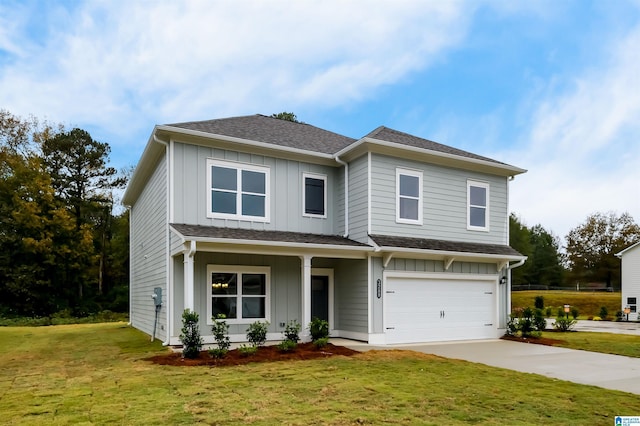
501,334,566,346
145,342,360,367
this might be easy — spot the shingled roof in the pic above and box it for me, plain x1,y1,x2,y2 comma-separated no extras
166,114,355,155
370,234,523,257
364,126,509,166
171,223,370,247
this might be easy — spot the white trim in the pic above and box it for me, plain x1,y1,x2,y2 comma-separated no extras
367,254,372,334
206,158,271,222
367,152,372,236
467,180,490,232
206,265,271,325
302,172,328,218
396,168,423,225
311,268,334,333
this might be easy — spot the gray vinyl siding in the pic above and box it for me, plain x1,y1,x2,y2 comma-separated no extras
130,154,167,341
172,141,343,235
385,258,497,275
370,154,509,245
347,155,369,243
334,258,368,333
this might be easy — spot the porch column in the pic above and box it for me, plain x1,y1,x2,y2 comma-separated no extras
300,255,313,341
183,241,196,311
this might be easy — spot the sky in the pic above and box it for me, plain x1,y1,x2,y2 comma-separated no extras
1,0,639,243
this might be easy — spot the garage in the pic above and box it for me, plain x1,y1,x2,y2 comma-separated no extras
384,274,498,344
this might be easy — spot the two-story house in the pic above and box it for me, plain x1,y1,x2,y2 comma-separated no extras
122,114,526,346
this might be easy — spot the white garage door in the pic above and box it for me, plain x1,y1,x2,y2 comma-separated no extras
385,276,497,344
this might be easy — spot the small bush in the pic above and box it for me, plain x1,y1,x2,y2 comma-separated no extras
283,320,301,343
237,344,258,357
309,317,329,342
313,337,329,349
277,339,297,352
571,307,579,320
593,316,602,321
208,348,228,359
556,307,565,318
534,296,545,310
554,316,577,332
179,309,203,359
616,311,624,321
599,306,609,320
506,306,545,338
246,321,269,347
211,314,230,354
545,307,553,318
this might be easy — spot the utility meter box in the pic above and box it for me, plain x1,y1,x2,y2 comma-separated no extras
152,287,163,307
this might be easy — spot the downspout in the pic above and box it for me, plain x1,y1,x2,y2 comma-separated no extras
153,133,172,346
334,155,349,238
505,257,527,325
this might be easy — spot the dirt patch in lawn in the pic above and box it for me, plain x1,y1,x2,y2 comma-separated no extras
145,342,360,367
501,334,566,346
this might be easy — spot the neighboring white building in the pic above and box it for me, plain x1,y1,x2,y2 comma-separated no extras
616,241,640,321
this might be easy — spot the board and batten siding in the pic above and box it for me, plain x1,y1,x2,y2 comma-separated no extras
334,258,368,333
370,154,509,245
130,154,168,341
347,155,369,243
171,141,343,235
621,244,640,321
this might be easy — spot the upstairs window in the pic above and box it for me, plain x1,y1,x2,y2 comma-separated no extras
207,159,270,222
467,180,489,231
303,173,327,218
396,168,423,224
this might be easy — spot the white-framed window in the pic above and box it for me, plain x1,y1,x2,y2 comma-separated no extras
206,265,270,325
467,180,490,231
396,168,423,224
206,159,270,222
302,172,327,218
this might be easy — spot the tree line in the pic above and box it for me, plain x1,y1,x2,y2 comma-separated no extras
0,110,128,317
510,211,640,290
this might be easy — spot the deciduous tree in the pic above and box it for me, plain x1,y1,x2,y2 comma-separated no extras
566,212,640,289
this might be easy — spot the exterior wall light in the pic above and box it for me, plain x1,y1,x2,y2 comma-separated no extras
564,304,570,319
624,306,631,321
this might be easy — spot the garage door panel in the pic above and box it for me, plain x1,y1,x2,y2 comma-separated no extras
385,276,496,344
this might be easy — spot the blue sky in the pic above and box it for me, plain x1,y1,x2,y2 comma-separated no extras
1,0,639,242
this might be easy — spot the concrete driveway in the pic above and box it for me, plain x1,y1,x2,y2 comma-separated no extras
335,338,640,394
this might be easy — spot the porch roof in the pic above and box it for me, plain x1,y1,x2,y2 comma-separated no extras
369,234,523,257
171,223,370,248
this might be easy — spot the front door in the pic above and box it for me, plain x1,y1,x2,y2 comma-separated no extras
311,275,329,322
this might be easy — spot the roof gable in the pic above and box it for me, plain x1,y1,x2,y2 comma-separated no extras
364,126,509,166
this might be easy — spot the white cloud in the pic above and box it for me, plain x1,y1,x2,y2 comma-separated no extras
0,0,474,148
507,23,640,241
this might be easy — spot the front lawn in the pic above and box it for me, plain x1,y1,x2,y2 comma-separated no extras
0,323,638,425
539,331,640,358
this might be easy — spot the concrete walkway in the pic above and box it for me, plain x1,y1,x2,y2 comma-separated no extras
333,338,640,394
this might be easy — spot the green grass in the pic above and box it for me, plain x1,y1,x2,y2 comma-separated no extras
1,323,639,424
512,290,621,318
542,331,640,358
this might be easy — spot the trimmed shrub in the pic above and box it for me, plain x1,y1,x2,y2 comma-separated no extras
599,306,609,320
283,320,301,343
309,317,329,342
179,309,203,359
554,316,577,332
277,339,297,352
545,307,553,318
237,344,258,357
246,321,269,347
313,337,329,349
210,314,230,358
571,307,579,320
534,296,545,310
